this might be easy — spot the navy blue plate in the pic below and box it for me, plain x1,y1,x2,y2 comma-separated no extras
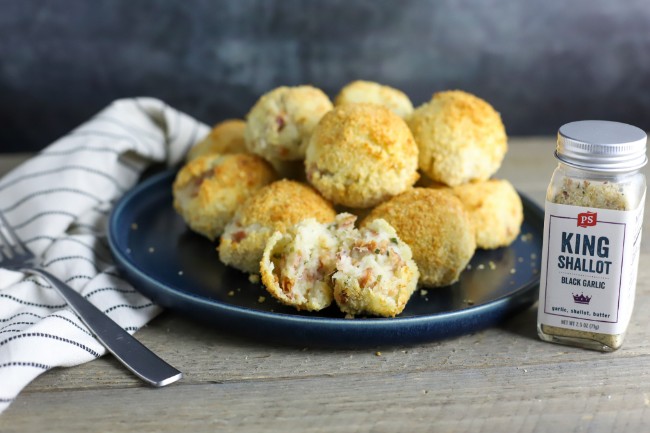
108,170,543,347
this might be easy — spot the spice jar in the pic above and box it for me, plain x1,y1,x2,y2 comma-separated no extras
537,120,647,351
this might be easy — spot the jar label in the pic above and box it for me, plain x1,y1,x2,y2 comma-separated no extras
537,199,644,335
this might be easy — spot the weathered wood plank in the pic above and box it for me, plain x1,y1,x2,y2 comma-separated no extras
4,357,650,433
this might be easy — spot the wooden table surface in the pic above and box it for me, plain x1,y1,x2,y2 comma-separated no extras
3,137,650,432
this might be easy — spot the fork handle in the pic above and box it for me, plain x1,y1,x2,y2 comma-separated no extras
28,268,182,387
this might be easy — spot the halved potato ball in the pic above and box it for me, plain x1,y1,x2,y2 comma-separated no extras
407,90,507,186
305,103,419,208
172,153,277,240
259,213,418,317
260,214,356,311
334,80,413,119
244,85,333,161
332,218,419,317
451,179,523,249
362,188,476,287
186,119,246,161
219,180,336,274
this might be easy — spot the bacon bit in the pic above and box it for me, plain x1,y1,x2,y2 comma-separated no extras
292,253,303,269
317,258,326,275
353,239,384,255
276,115,286,132
189,170,215,197
358,268,373,288
232,231,247,243
280,277,294,295
388,249,404,267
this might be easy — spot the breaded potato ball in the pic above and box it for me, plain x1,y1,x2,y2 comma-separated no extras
407,90,507,186
362,188,476,287
305,103,419,208
333,218,419,317
172,153,277,241
260,214,355,311
186,119,246,161
244,85,333,161
451,179,523,249
334,80,414,119
219,180,336,274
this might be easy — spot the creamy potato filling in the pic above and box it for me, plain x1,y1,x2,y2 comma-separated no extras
268,219,340,307
334,221,405,299
261,214,418,315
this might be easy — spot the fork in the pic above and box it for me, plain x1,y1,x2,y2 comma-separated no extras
0,211,182,387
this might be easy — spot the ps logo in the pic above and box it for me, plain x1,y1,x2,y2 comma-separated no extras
577,211,597,228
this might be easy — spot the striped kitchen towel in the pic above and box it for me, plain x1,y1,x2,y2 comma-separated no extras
0,97,209,414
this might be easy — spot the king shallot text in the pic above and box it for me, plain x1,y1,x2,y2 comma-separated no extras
557,232,612,274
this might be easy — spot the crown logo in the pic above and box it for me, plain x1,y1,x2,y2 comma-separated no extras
572,293,592,305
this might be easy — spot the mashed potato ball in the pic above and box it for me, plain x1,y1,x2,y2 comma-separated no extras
334,80,414,119
451,179,523,249
260,214,356,311
172,153,277,241
362,188,476,287
260,212,418,317
407,90,507,186
305,103,419,208
219,180,336,274
186,119,246,161
245,85,333,161
332,218,419,317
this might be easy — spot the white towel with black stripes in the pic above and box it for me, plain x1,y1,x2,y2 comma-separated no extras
0,98,209,414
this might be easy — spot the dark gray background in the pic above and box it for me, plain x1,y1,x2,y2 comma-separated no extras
2,0,650,151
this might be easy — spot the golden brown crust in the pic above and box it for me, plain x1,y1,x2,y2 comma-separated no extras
235,180,336,229
361,188,476,287
172,153,277,240
244,85,333,161
407,90,507,186
334,80,413,118
451,179,523,249
186,119,246,161
305,103,419,208
218,180,336,274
